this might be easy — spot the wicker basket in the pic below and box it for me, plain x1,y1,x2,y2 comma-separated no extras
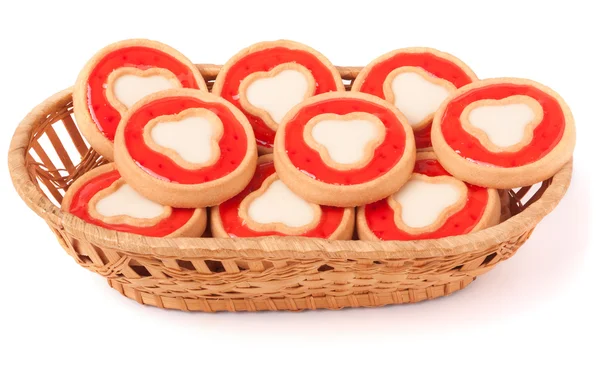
8,64,572,312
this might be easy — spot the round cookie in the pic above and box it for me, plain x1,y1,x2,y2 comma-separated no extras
114,89,257,208
212,40,344,153
211,154,354,239
273,91,416,207
73,39,207,160
62,164,206,237
351,47,477,150
431,78,575,189
357,152,500,241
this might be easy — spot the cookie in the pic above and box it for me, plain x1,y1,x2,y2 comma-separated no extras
351,48,477,150
62,164,206,237
211,155,354,239
212,40,344,153
273,91,416,207
114,89,258,208
73,39,207,160
431,78,575,189
357,152,500,241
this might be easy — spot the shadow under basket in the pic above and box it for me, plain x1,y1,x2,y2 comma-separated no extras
8,64,572,312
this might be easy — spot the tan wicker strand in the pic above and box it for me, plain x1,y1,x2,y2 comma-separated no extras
7,65,573,312
61,114,89,157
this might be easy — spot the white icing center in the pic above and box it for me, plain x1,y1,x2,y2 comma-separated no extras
95,184,164,219
245,69,310,124
113,74,178,108
391,72,452,126
392,178,462,228
150,116,218,164
468,103,536,147
247,180,315,228
311,118,380,165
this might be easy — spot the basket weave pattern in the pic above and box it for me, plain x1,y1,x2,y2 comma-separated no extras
8,65,572,312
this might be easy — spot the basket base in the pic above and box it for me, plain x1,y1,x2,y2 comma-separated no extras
107,277,475,312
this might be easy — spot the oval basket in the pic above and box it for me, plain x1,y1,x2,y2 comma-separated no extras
8,64,572,312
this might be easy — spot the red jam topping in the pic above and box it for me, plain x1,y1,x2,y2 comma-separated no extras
87,46,201,141
218,160,345,238
68,170,195,237
441,83,565,167
414,126,432,150
357,52,475,149
364,159,489,240
284,97,408,185
217,47,340,149
124,96,248,184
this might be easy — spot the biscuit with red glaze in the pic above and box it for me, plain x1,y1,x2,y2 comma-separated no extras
273,91,416,207
62,164,206,237
431,78,575,189
114,89,257,208
357,152,500,241
211,155,354,239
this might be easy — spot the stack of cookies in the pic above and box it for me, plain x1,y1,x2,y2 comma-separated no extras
63,39,575,241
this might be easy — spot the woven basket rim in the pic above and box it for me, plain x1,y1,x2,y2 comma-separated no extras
8,65,573,260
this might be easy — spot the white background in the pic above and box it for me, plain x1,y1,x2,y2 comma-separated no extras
0,1,598,368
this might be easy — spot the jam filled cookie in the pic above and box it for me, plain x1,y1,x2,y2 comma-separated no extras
114,89,257,208
431,78,575,189
73,39,207,160
62,164,206,237
213,40,344,153
357,152,500,241
273,92,416,207
211,155,354,239
351,48,477,150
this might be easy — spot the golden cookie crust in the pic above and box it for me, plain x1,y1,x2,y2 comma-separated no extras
210,155,355,240
431,78,576,189
356,151,501,241
73,39,207,161
113,89,258,208
61,163,207,237
273,91,416,207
